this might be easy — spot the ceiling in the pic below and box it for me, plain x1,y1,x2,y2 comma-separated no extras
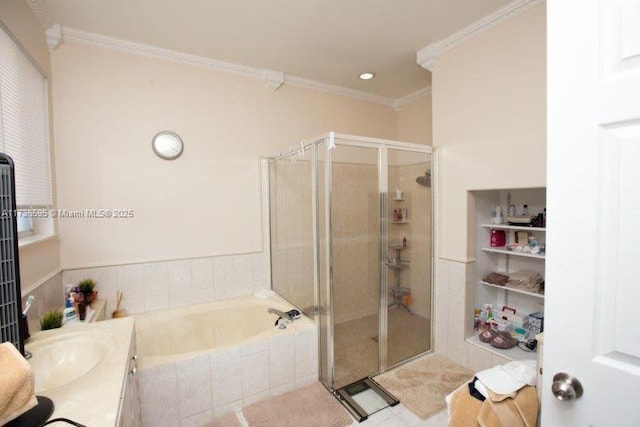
42,0,512,99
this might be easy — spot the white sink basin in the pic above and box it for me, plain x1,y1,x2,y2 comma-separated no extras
26,331,117,392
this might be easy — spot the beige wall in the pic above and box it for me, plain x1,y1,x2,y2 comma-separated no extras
433,4,546,260
0,0,61,291
396,93,432,146
430,4,546,368
52,42,401,268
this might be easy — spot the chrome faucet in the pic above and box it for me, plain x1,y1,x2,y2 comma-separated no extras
268,308,294,329
268,308,293,322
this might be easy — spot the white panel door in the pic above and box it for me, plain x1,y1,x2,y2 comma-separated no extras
545,0,640,425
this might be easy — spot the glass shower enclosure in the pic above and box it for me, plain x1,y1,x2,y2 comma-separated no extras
267,132,433,391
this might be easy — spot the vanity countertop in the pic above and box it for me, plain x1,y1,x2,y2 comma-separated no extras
26,316,134,427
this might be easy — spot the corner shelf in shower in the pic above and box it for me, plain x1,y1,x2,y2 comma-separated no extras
389,245,409,250
392,197,405,202
391,220,410,224
387,244,412,313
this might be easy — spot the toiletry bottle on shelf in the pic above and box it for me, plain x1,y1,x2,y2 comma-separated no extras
507,192,516,216
403,237,407,247
522,204,529,216
493,206,503,224
490,230,506,247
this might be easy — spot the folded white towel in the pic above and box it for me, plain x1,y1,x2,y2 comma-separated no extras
0,342,38,425
476,360,537,395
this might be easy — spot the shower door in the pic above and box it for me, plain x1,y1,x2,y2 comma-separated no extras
320,141,433,391
328,143,381,389
266,133,433,392
386,148,432,368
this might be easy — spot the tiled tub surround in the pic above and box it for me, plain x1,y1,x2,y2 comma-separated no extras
61,252,270,319
21,272,64,334
135,294,319,427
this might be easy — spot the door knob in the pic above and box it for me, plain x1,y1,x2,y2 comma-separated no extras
552,373,583,401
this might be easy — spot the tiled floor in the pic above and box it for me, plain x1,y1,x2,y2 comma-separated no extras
223,400,449,427
349,404,448,427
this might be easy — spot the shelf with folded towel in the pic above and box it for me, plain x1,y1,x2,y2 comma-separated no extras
480,224,546,232
481,247,545,259
480,281,545,299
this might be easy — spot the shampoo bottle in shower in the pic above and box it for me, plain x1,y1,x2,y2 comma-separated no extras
395,187,403,200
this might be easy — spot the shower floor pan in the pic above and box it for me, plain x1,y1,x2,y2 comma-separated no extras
334,377,399,422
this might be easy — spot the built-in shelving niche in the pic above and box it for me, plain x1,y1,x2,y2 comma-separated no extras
467,187,546,361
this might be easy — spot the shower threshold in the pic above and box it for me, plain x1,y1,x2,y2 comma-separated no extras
334,377,399,422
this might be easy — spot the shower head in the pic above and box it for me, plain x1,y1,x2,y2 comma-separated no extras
416,170,431,187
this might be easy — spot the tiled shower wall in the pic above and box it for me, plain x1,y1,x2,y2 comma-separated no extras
62,252,270,319
331,163,380,324
388,163,432,320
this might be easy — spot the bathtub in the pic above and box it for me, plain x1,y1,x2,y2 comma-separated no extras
135,294,319,427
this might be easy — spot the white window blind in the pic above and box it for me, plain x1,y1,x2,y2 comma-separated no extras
0,25,52,208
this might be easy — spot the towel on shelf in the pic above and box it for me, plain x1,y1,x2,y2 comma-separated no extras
506,270,543,293
0,342,38,426
482,272,509,286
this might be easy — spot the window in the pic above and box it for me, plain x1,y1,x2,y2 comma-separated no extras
16,213,33,235
0,23,53,241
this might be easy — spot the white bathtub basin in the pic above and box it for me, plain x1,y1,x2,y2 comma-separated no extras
26,331,117,392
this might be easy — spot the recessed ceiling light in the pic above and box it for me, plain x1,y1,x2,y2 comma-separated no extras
359,72,375,80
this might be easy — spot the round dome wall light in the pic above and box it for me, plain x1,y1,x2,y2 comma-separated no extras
359,72,376,80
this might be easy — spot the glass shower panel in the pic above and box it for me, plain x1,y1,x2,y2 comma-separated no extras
269,149,315,315
317,142,331,389
386,149,432,367
331,144,380,389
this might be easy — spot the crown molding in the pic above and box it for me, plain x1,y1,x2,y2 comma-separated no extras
63,27,265,80
24,0,56,30
393,87,432,111
61,27,411,107
45,23,62,50
417,0,544,71
284,75,396,107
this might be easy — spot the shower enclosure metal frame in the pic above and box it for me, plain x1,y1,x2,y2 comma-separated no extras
264,132,434,391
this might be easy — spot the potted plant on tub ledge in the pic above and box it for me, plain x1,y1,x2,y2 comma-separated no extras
78,278,97,307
